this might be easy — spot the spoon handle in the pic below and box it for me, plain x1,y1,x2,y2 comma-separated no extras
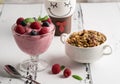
4,65,40,84
22,76,40,84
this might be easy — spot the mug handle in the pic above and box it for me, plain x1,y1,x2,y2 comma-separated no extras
60,33,68,44
103,45,112,55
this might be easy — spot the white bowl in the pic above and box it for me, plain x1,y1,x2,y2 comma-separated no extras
60,31,112,63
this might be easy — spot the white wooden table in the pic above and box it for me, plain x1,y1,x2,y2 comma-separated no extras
0,2,120,84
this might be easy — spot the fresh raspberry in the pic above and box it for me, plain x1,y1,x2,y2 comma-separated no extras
52,64,61,74
63,68,71,78
30,21,41,29
16,17,24,25
15,25,26,34
47,18,52,23
39,27,50,35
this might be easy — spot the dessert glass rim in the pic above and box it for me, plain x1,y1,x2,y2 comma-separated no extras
11,24,55,37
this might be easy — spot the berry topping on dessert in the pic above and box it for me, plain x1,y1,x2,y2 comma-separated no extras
16,17,24,25
15,25,26,34
39,27,50,35
46,18,52,23
14,16,54,35
42,22,49,27
30,30,38,36
30,21,41,29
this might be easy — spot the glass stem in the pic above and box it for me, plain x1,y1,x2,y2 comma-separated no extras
30,56,39,80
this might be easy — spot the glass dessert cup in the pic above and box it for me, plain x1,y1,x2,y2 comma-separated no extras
12,25,55,72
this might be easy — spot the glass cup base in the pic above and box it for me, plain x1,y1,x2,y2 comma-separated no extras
18,59,49,72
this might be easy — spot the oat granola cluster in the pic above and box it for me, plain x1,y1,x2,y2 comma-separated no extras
66,30,106,48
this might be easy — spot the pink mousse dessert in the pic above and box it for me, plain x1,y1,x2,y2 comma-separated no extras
12,16,55,56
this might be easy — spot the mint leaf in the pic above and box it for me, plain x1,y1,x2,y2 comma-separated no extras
60,65,65,70
24,18,35,23
38,16,49,21
42,16,49,21
38,16,42,21
72,75,83,80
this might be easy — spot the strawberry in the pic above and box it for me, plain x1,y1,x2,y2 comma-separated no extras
63,68,71,78
30,21,41,29
52,64,61,74
15,25,26,34
39,27,50,35
16,17,24,25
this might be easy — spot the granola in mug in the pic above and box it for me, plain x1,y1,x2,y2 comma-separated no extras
66,30,106,48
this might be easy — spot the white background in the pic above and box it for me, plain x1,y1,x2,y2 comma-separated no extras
3,0,120,4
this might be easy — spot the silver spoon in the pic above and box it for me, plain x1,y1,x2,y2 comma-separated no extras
4,65,40,84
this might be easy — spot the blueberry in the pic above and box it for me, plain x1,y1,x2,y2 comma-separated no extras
42,22,49,27
30,30,38,35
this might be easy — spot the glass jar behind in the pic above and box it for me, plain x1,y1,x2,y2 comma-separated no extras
44,0,76,36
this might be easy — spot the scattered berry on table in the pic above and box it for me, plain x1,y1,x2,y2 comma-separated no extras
63,68,71,78
52,64,61,74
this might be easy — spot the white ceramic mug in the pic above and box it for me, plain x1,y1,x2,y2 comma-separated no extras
60,33,112,63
